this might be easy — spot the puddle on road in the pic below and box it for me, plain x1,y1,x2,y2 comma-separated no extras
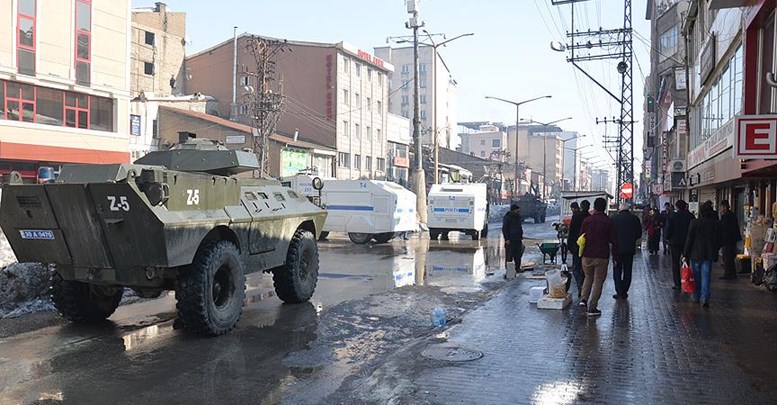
316,229,555,299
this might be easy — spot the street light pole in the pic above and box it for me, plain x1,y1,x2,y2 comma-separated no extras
559,135,585,191
520,117,572,199
484,95,552,200
565,143,592,190
422,31,474,185
406,1,427,223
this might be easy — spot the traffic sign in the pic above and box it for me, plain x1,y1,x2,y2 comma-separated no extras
620,182,634,199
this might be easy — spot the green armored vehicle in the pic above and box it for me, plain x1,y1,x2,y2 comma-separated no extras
0,139,327,336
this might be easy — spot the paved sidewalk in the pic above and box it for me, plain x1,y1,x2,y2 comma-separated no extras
375,251,777,404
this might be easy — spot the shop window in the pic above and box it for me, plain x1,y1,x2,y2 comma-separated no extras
89,96,113,131
3,81,35,122
75,0,91,86
17,0,36,76
36,87,63,126
64,92,89,129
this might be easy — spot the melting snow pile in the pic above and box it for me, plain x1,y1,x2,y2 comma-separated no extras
0,230,54,318
488,204,510,224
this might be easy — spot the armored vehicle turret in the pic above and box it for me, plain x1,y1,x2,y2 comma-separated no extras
0,138,327,336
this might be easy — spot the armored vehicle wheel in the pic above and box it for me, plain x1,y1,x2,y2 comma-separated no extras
348,232,372,244
175,240,246,336
274,229,319,303
318,231,330,241
429,229,441,240
373,232,395,244
471,231,480,241
51,273,123,323
480,225,489,238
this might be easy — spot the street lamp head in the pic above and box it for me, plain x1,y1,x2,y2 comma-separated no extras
550,41,567,52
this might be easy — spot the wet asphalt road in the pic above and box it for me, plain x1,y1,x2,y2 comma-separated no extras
0,218,558,405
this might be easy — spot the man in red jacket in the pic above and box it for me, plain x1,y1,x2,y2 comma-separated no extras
579,197,619,316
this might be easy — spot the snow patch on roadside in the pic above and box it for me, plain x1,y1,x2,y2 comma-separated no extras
0,229,54,318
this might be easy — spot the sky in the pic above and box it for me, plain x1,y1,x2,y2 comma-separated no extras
132,0,652,177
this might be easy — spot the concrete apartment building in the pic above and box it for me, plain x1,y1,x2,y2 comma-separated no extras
642,0,690,199
386,112,411,187
460,123,507,160
130,2,185,98
374,45,457,149
184,35,394,180
128,2,187,160
0,0,132,181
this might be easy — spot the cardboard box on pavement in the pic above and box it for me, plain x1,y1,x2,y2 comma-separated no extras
537,293,572,310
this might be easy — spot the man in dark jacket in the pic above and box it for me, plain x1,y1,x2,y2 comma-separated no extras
579,198,619,316
502,204,524,270
567,199,590,298
683,201,722,307
665,199,695,290
612,202,642,299
718,200,742,280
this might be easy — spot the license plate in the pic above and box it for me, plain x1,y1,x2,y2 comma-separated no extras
20,230,55,240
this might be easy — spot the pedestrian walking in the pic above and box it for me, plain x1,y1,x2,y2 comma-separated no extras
612,202,642,299
579,197,619,316
665,200,695,290
718,200,742,280
661,202,674,255
683,201,721,307
644,208,662,254
502,204,524,271
567,199,591,298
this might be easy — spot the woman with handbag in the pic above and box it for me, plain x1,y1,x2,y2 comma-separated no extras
682,201,721,307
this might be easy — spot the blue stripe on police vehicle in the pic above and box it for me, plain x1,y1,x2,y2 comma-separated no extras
326,205,374,211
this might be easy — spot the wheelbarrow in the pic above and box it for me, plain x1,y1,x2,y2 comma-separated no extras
537,242,561,264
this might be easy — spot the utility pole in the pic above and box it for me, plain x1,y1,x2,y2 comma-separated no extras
406,0,428,224
245,36,289,177
551,0,634,205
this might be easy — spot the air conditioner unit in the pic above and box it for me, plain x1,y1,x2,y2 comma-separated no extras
670,159,686,173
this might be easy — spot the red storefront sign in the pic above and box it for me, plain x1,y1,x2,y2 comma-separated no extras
736,115,777,159
393,156,409,167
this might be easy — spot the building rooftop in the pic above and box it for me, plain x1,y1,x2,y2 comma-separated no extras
158,106,334,151
186,33,394,72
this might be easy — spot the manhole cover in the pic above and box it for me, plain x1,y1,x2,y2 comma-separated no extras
421,345,483,362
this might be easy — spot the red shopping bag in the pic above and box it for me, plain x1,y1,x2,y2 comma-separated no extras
681,260,695,294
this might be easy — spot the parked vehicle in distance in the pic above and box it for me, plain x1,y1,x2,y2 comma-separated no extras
427,183,489,240
516,184,547,223
284,176,418,244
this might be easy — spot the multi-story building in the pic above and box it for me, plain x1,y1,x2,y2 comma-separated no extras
386,112,411,187
682,1,745,208
130,2,185,98
184,36,392,180
128,2,187,160
528,130,564,199
374,45,457,148
0,0,132,182
644,0,691,201
462,124,507,160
